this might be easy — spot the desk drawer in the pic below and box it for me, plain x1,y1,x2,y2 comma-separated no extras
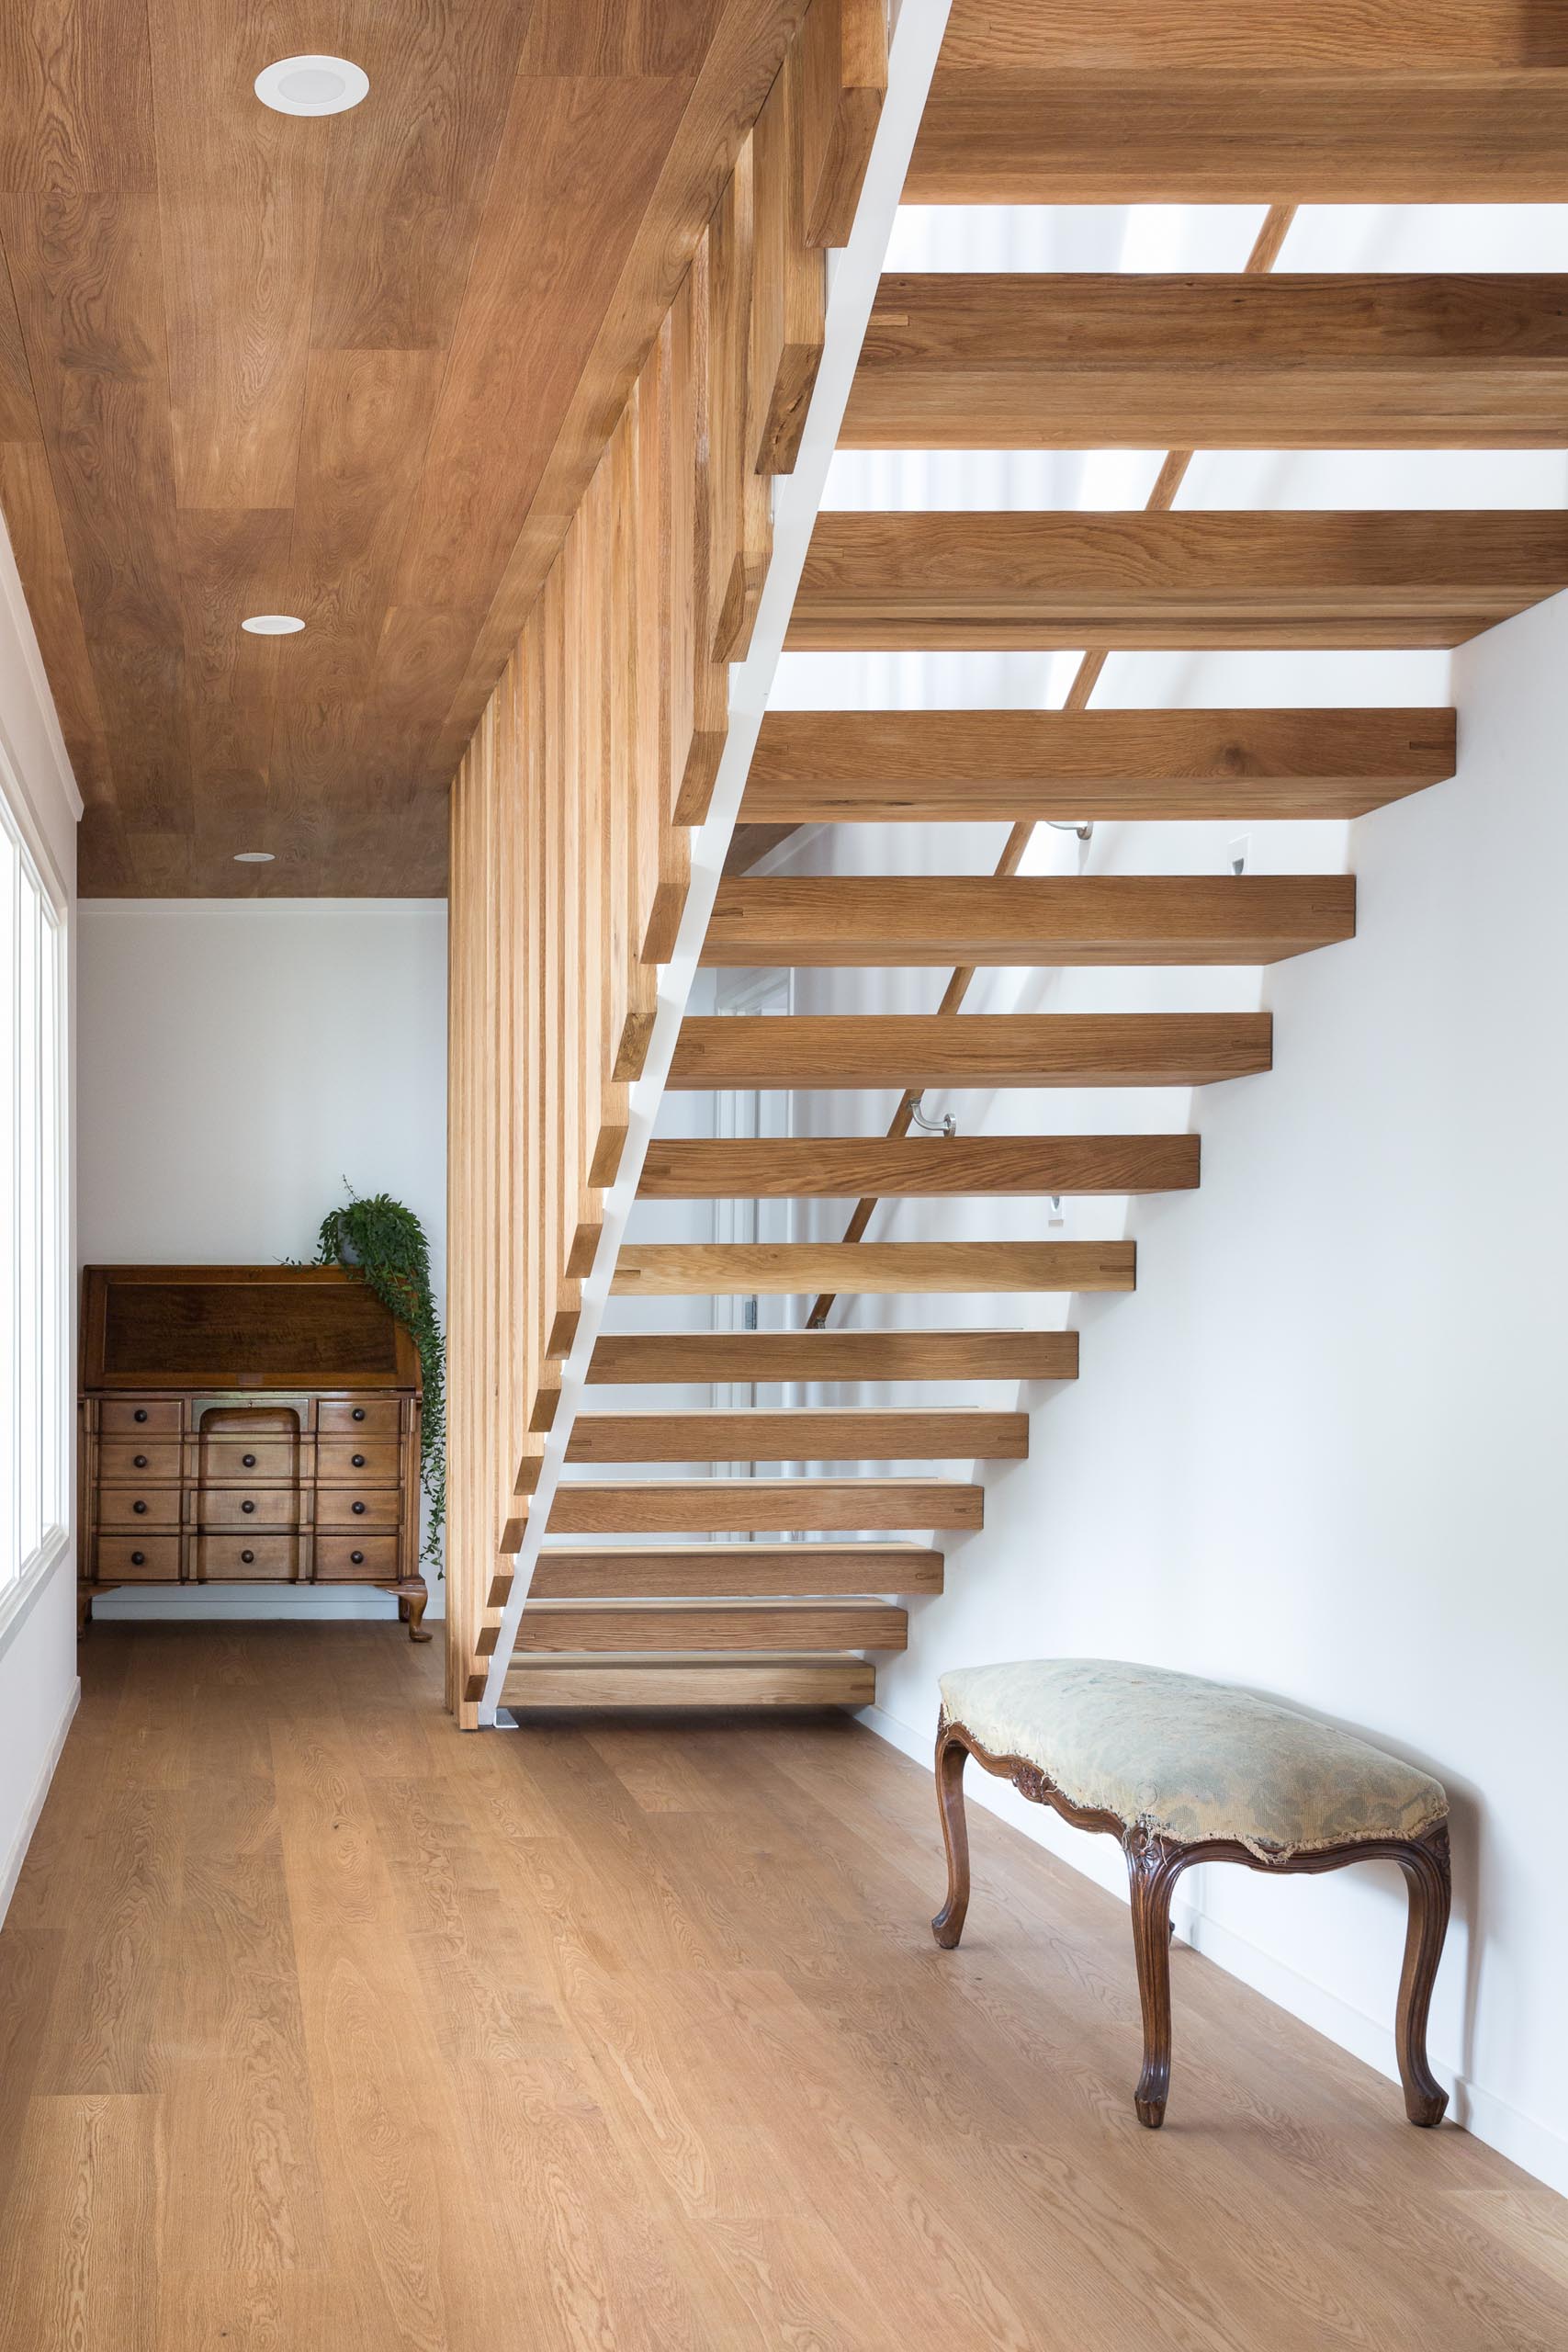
318,1398,401,1438
99,1438,182,1483
316,1488,400,1531
96,1534,180,1582
197,1489,301,1532
97,1488,182,1530
317,1438,400,1486
197,1534,298,1581
198,1438,300,1485
100,1398,182,1436
316,1534,399,1582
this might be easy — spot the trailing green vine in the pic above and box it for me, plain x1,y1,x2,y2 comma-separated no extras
311,1184,446,1572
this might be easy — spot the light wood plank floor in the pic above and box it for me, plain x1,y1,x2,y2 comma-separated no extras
0,1624,1562,2350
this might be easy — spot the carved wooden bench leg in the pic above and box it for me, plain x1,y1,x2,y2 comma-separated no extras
1393,1823,1451,2127
931,1717,971,1949
1124,1828,1192,2129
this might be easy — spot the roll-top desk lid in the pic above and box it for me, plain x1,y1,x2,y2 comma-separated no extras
82,1265,422,1393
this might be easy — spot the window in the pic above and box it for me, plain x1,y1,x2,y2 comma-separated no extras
0,778,66,1591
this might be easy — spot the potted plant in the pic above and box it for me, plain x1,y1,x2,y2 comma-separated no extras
312,1185,446,1572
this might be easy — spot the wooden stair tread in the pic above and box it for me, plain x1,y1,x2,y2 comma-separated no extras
905,74,1568,207
743,707,1456,824
501,1657,876,1708
560,1408,1029,1465
535,1479,986,1533
610,1241,1134,1294
933,0,1568,70
702,875,1355,967
787,511,1568,652
842,274,1568,449
638,1134,1199,1197
669,1012,1271,1089
501,1598,908,1655
491,1543,946,1604
586,1327,1077,1383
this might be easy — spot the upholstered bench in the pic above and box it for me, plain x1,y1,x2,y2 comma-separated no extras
931,1658,1450,2130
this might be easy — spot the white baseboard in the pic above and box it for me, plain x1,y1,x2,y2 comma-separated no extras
0,1671,80,1929
858,1700,1568,2199
94,1589,444,1623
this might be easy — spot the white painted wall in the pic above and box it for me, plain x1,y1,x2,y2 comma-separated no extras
766,199,1568,2193
77,899,448,1622
0,509,82,1923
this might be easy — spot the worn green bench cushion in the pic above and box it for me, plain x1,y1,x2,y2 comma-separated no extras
938,1657,1447,1860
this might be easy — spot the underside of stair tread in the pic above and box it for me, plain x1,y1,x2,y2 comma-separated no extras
667,1012,1272,1090
586,1328,1078,1383
610,1241,1134,1295
637,1134,1200,1197
905,74,1568,208
532,1479,986,1535
702,875,1356,967
841,274,1568,449
558,1407,1029,1467
491,1543,946,1605
786,511,1568,652
931,0,1568,71
501,1658,876,1709
741,708,1456,824
498,1598,909,1656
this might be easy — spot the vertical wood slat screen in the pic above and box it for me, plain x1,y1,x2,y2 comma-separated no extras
446,0,886,1718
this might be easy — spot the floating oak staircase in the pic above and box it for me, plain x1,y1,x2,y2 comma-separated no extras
465,0,1568,1722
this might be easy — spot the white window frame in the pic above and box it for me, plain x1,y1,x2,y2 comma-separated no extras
0,741,70,1646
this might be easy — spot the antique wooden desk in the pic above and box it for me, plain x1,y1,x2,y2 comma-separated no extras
78,1265,428,1638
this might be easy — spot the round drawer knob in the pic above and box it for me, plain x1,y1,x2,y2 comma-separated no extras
241,1548,254,1565
350,1549,365,1565
352,1408,366,1422
242,1499,256,1515
133,1499,148,1515
133,1408,148,1424
352,1453,366,1467
243,1453,257,1467
133,1453,148,1468
352,1501,367,1516
130,1550,145,1566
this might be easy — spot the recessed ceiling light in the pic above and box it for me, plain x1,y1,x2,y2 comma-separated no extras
254,55,368,117
241,614,305,636
234,851,275,864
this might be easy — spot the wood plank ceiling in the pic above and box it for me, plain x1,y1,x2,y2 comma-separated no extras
0,0,806,894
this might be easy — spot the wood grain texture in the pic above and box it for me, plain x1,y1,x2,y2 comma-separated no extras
523,1540,947,1595
932,0,1568,69
447,6,850,1700
611,1241,1135,1293
743,707,1457,822
669,1011,1274,1087
844,273,1568,448
798,0,887,243
907,72,1568,206
638,1134,1201,1194
540,1476,986,1532
586,1325,1079,1382
562,1408,1030,1463
702,874,1357,965
507,1597,908,1651
503,1655,876,1704
789,510,1568,650
0,0,813,894
6,1624,1564,2348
